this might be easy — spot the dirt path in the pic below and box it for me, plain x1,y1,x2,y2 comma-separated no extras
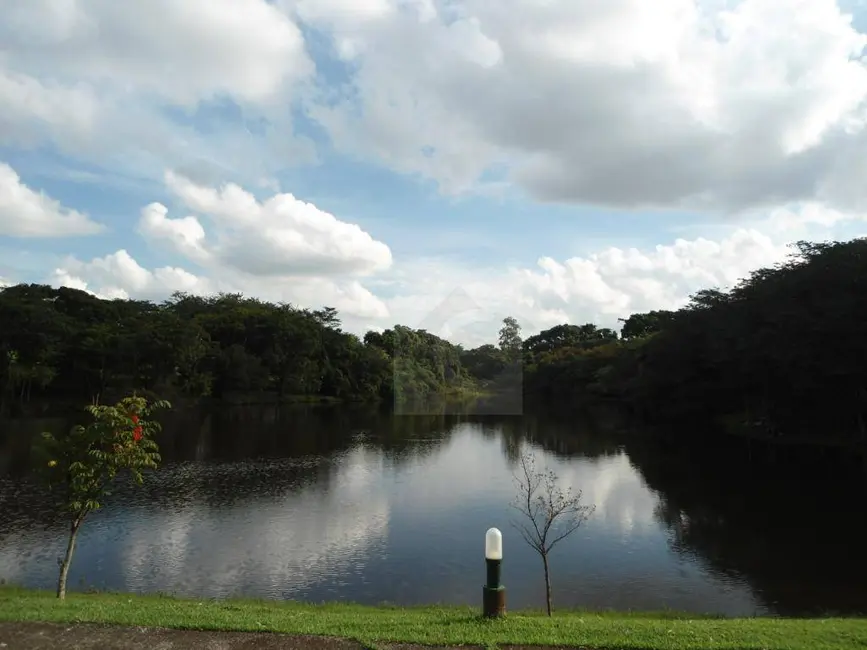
0,622,486,650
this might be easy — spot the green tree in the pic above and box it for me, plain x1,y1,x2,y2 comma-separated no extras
524,323,618,357
460,344,506,380
498,317,523,362
0,283,475,408
617,310,675,339
33,395,171,599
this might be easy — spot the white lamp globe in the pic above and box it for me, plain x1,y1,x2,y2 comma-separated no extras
485,527,502,560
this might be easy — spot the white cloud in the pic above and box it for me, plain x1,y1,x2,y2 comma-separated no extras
0,162,104,237
6,0,867,212
137,203,209,265
0,0,314,183
513,227,789,318
300,0,867,211
3,0,310,107
51,250,208,301
147,171,394,277
51,250,391,321
763,202,867,234
49,174,393,319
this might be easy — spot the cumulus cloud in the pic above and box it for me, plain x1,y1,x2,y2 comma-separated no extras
5,0,867,211
300,0,867,211
145,171,394,277
0,162,104,237
513,228,790,318
0,0,314,183
50,174,393,319
2,0,311,106
50,251,209,301
51,251,391,321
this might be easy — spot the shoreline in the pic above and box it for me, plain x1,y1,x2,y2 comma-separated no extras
0,388,504,419
0,587,864,650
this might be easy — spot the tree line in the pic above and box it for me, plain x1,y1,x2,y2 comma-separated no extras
0,287,473,414
3,237,867,454
516,238,867,455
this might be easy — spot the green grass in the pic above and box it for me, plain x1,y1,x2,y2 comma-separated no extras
0,587,866,649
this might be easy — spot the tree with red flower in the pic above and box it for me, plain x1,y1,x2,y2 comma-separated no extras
34,395,171,600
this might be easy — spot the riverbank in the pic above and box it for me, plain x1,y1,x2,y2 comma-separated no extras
0,587,864,650
0,388,504,419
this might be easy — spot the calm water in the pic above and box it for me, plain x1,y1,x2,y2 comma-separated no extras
1,403,866,617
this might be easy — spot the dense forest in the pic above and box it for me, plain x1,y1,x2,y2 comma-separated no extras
0,288,475,412
520,238,867,456
2,237,867,457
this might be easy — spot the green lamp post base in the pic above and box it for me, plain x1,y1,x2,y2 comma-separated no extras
482,585,506,618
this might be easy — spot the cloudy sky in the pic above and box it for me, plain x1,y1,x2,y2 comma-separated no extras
2,0,867,345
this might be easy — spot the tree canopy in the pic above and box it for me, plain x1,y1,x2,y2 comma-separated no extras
0,288,472,413
521,238,867,454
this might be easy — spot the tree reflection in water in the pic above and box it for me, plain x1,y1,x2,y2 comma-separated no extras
628,437,867,617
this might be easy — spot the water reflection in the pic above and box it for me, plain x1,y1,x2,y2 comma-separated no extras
119,449,390,598
0,404,864,615
628,439,867,616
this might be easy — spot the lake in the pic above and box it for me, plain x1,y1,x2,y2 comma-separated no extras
1,402,866,617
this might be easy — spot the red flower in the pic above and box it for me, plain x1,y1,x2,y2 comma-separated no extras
133,426,143,442
130,414,139,424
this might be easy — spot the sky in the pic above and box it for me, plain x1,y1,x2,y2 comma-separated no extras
2,0,867,347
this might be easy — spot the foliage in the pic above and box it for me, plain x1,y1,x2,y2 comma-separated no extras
0,288,471,411
389,325,471,402
36,396,169,517
617,310,675,340
32,395,170,598
511,453,595,616
517,237,867,457
498,317,523,362
459,344,506,381
523,323,617,356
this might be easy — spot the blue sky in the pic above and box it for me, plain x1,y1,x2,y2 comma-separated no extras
2,0,867,346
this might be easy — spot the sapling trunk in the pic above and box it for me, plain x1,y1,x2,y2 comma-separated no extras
542,553,552,616
57,516,83,600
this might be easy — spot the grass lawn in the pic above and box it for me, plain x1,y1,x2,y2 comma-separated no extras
0,586,865,650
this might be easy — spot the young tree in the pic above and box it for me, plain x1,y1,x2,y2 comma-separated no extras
510,452,595,616
498,317,523,362
34,395,170,599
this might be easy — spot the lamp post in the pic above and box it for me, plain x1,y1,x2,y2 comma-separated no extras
483,527,505,618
